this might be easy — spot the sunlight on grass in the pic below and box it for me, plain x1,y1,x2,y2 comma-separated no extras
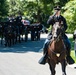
71,51,76,63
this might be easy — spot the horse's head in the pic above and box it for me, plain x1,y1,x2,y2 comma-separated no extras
52,22,63,40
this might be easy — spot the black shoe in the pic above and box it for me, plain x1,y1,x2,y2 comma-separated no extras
38,55,47,65
66,56,75,64
74,67,76,69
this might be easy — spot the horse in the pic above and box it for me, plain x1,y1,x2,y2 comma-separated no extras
4,22,16,47
0,22,3,45
0,22,5,45
47,22,67,75
15,18,25,43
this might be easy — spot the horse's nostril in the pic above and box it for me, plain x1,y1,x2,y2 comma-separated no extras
54,36,57,39
53,34,57,38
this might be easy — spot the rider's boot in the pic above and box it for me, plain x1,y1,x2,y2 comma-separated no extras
38,52,47,65
66,47,75,64
63,35,75,64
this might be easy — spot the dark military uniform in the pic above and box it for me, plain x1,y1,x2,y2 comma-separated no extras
47,15,71,47
30,25,35,41
34,23,43,40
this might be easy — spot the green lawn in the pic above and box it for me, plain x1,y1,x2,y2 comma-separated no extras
69,37,76,63
71,51,76,63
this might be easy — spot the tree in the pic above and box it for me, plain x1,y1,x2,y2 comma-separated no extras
0,0,9,18
8,0,26,16
63,0,76,33
7,0,70,28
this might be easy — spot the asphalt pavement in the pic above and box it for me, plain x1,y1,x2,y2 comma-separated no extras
0,33,76,75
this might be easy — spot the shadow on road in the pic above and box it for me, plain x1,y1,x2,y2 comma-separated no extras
0,38,46,53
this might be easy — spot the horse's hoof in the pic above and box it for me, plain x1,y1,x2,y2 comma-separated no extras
4,44,7,47
62,73,66,75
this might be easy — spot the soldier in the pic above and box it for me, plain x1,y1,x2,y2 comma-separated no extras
37,23,43,40
39,5,74,65
16,14,22,23
30,24,35,41
35,23,43,40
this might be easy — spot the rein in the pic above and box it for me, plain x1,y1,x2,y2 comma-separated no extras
49,48,65,58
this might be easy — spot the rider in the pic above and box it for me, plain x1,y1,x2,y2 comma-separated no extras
39,5,74,65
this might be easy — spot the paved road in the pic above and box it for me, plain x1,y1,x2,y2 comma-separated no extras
0,34,76,75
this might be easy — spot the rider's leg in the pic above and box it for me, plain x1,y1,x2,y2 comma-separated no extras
39,39,51,65
43,33,53,55
43,33,52,54
43,39,50,54
64,35,75,64
39,33,52,65
63,35,71,56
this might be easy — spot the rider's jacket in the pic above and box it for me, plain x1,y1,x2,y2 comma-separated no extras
47,15,68,40
47,15,67,31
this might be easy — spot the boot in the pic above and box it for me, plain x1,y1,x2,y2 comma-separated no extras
66,47,75,64
38,53,47,65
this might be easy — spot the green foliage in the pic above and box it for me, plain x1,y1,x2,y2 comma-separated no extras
40,0,54,4
0,0,71,27
69,37,76,63
63,0,76,33
8,0,26,16
7,0,70,23
0,0,9,18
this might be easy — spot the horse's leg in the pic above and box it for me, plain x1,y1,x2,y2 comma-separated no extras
10,39,11,47
1,35,3,45
4,36,7,47
12,38,14,45
50,64,56,75
19,35,21,43
25,33,28,42
61,59,66,75
21,34,24,41
49,65,56,75
48,60,56,75
1,34,3,45
8,39,11,47
15,35,18,43
13,37,15,45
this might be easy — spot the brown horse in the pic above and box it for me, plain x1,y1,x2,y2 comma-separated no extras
47,22,67,75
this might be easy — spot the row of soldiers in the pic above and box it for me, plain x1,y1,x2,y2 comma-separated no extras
0,15,43,47
9,15,43,41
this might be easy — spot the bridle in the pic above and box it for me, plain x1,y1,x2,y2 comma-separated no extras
52,22,63,42
52,32,62,42
48,23,66,58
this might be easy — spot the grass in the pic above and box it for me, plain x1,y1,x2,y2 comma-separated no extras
69,37,76,63
71,51,76,63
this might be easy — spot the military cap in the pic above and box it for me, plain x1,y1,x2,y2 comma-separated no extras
54,5,61,10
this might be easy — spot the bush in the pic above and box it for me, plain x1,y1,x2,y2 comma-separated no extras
62,0,76,33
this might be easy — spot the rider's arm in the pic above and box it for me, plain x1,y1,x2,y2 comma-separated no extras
47,16,54,25
63,17,68,31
